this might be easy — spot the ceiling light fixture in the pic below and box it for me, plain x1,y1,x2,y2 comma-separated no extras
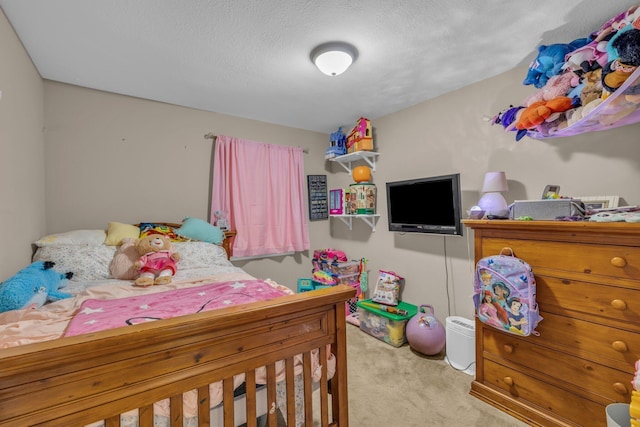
310,42,358,76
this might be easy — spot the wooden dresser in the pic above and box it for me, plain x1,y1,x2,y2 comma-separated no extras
464,220,640,427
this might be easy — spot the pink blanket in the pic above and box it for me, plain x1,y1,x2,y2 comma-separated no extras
65,279,288,336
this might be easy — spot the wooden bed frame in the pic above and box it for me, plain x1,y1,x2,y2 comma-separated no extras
0,284,355,426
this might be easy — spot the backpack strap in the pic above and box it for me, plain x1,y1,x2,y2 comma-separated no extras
500,247,515,256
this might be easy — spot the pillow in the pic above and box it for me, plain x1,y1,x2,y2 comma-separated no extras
34,229,107,247
175,217,224,244
172,241,230,269
109,237,140,280
139,222,188,242
32,244,117,281
104,222,140,246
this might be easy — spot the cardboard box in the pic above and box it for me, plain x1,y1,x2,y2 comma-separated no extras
356,299,418,347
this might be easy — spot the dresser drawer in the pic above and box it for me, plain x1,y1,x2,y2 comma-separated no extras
482,327,632,401
536,275,640,324
481,238,640,281
533,312,640,369
483,359,609,426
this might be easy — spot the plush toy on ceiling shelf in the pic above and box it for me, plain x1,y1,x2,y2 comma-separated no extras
515,96,574,130
562,7,635,74
511,96,575,141
0,261,74,313
602,28,640,98
133,234,181,287
523,71,580,106
491,105,524,130
579,68,604,105
523,38,590,89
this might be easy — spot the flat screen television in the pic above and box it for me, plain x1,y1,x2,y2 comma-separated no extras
386,173,463,236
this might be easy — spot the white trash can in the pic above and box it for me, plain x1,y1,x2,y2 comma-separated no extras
606,403,630,427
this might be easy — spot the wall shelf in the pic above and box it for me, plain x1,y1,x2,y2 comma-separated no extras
329,151,379,173
330,214,380,231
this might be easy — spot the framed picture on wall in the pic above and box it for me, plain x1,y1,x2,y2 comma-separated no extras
307,175,328,220
576,196,620,210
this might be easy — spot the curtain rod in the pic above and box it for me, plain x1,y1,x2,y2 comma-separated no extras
204,132,309,153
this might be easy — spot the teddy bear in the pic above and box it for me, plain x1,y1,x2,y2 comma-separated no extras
0,261,74,313
133,234,181,287
579,68,604,105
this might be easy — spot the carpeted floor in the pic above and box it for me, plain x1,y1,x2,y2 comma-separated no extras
340,323,529,427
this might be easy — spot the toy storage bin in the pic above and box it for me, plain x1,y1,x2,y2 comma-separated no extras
335,273,359,286
328,261,360,276
356,299,418,347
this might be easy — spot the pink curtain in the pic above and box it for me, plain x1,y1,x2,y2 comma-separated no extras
210,135,310,258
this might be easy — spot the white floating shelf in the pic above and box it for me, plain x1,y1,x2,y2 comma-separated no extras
330,214,380,231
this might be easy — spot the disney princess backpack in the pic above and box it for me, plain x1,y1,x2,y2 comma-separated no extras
473,247,542,336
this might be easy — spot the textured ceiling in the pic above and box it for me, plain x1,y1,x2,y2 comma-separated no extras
1,0,638,133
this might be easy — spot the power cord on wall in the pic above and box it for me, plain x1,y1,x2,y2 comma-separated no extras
443,233,476,318
443,236,452,318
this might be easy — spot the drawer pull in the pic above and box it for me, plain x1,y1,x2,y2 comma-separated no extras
611,299,628,310
613,382,629,395
503,376,514,386
611,257,627,268
503,344,514,354
612,341,628,352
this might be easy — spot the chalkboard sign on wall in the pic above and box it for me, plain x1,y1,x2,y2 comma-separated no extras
307,175,328,220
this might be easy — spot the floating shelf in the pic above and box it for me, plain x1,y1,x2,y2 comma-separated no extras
526,66,640,139
330,214,380,231
329,151,379,173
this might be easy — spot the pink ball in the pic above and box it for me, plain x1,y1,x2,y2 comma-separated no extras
406,305,446,356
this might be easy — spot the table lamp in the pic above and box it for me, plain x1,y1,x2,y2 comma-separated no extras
477,171,509,217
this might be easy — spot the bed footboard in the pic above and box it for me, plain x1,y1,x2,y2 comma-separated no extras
0,285,355,427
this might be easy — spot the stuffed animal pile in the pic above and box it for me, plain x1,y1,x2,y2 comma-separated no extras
0,261,74,313
492,5,640,141
133,234,181,287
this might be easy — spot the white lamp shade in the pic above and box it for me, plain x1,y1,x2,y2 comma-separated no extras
310,42,358,76
481,171,509,193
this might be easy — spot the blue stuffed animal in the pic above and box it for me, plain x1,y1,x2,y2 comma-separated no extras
0,261,74,313
523,38,591,88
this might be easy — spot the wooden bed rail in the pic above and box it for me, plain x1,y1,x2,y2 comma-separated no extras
0,285,355,427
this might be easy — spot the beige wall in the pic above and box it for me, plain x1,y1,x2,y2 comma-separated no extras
42,81,329,289
0,9,46,280
5,9,640,321
324,69,640,320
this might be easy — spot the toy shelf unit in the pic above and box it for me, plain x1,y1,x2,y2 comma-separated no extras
527,66,640,139
329,151,379,173
330,214,380,232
